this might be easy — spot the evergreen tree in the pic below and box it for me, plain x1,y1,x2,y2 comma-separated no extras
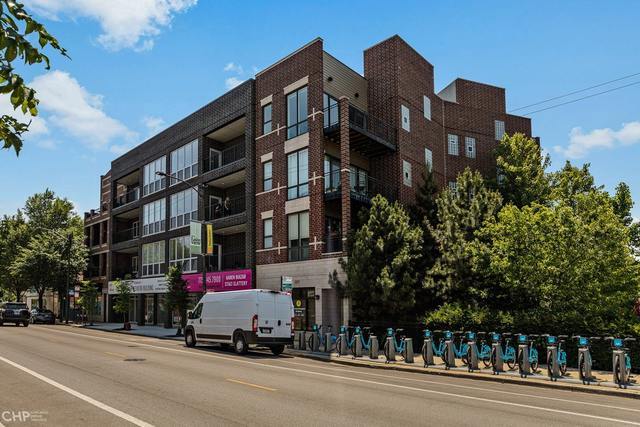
495,133,550,207
339,195,423,322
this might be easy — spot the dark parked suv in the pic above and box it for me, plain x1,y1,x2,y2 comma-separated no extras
0,302,30,326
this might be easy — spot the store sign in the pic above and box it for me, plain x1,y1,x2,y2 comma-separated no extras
107,277,167,295
281,276,293,292
190,221,202,255
183,269,252,293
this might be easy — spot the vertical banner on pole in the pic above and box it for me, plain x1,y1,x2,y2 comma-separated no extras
190,221,202,255
206,224,214,255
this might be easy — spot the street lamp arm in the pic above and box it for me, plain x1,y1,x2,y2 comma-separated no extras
155,171,207,199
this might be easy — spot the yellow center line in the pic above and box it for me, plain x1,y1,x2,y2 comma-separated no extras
104,352,127,358
225,378,277,392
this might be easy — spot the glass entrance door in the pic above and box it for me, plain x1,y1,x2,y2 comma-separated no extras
292,288,316,331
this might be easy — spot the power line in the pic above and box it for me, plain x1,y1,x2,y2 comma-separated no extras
509,71,640,113
520,80,640,116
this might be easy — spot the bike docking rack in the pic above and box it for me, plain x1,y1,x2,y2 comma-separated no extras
544,335,568,382
574,335,599,385
351,326,375,359
607,337,636,388
383,328,414,364
517,334,534,378
336,326,351,357
442,330,456,370
422,329,434,367
465,331,492,373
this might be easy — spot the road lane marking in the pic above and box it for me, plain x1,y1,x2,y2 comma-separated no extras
226,378,277,391
38,328,640,425
273,358,640,414
0,355,154,427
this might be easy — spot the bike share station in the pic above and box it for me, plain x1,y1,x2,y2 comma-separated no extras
290,326,639,392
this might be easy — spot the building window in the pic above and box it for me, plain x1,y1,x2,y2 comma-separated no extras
169,235,197,273
495,120,505,141
423,95,431,120
350,166,369,196
263,161,272,191
131,256,138,276
402,160,412,187
263,218,273,249
262,103,272,135
287,148,309,200
323,93,339,128
401,105,410,132
287,86,308,139
324,155,340,193
448,181,457,191
170,189,198,230
425,148,433,172
170,140,198,185
288,211,309,262
142,240,165,277
448,134,459,156
465,137,476,159
143,199,166,236
143,157,166,197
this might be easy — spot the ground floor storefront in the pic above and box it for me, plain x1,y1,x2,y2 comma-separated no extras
256,258,349,331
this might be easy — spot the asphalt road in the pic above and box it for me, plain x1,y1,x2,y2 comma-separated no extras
1,325,640,426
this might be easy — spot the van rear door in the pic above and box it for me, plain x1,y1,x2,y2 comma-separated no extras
274,293,294,338
256,291,276,338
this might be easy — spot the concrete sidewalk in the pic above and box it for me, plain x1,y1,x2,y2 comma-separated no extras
71,322,183,340
287,349,640,399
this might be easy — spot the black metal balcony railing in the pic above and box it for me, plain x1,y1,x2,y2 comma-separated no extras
205,197,246,221
112,226,140,244
114,187,140,208
111,270,138,280
324,234,343,253
323,171,396,202
203,144,245,173
323,104,397,146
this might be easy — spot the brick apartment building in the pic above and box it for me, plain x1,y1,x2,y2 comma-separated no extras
84,35,532,328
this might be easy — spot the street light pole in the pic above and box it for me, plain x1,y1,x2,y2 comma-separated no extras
65,233,72,324
156,172,209,297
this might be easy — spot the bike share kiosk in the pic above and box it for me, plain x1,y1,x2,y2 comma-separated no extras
443,330,456,369
465,331,479,372
369,333,379,359
491,333,504,374
545,335,560,381
422,329,434,367
517,334,531,377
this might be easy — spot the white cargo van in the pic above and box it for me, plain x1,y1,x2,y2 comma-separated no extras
184,289,294,355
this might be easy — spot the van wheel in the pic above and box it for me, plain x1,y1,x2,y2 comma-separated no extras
23,322,29,327
233,332,248,355
185,329,196,347
270,345,285,356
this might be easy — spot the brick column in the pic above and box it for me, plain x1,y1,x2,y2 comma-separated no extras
339,97,351,252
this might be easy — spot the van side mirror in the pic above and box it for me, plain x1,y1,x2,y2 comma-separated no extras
186,310,193,319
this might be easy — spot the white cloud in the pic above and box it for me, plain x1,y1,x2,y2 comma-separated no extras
36,139,57,150
25,0,198,51
223,62,244,74
554,121,640,159
225,77,244,90
30,70,137,151
142,115,166,135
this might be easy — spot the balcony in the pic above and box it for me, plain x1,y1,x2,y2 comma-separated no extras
324,233,343,253
221,251,246,271
324,170,396,203
113,187,140,209
205,196,246,230
323,104,397,156
112,225,139,245
203,144,245,174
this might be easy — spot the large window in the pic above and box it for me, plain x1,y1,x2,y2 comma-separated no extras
169,235,197,273
170,140,198,184
262,103,272,135
324,155,340,193
287,86,308,139
170,189,198,230
350,166,369,196
425,148,433,172
465,137,476,159
448,134,459,156
287,149,309,200
263,218,273,249
263,161,272,191
323,93,338,128
143,157,166,197
142,241,165,277
495,120,505,141
143,199,166,236
288,211,309,262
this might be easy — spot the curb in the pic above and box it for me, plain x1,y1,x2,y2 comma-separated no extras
62,323,183,341
289,350,640,400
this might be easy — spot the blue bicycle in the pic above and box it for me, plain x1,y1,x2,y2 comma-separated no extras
306,324,337,352
490,332,517,371
383,328,408,363
517,334,540,374
452,331,470,365
334,326,353,356
350,326,372,357
431,330,447,359
466,331,492,368
544,335,568,377
607,337,636,386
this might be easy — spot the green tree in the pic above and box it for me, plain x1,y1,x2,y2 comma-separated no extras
495,133,550,207
77,280,99,326
0,212,29,300
425,168,502,308
549,161,599,206
611,182,634,226
112,278,132,328
479,193,640,334
0,0,68,155
339,195,423,322
410,170,439,226
164,265,189,335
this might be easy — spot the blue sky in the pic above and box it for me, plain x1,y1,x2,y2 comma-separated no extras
1,0,639,218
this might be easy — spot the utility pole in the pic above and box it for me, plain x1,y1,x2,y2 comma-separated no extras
65,233,72,324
